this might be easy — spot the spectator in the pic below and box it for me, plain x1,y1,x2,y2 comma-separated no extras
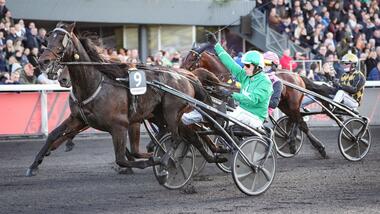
19,63,37,84
0,31,5,48
1,10,12,25
0,53,6,71
6,26,18,42
313,45,327,64
280,49,297,71
365,49,378,77
8,55,21,73
374,29,380,47
321,52,337,81
368,61,380,80
0,71,8,83
4,70,19,84
171,51,181,68
324,32,335,50
37,28,47,51
14,23,24,38
234,52,244,68
18,19,26,36
127,49,140,64
160,50,172,67
24,27,39,50
21,48,30,65
117,48,127,63
268,7,282,32
336,34,352,59
146,56,154,65
0,0,8,20
27,47,41,78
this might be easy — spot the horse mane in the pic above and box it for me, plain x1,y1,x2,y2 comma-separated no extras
78,34,130,80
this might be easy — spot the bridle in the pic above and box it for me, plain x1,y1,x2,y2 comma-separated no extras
43,27,74,79
183,49,202,71
184,49,233,82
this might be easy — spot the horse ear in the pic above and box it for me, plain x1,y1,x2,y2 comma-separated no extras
56,21,64,28
67,22,76,33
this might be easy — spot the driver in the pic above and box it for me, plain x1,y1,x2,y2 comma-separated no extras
182,33,273,128
263,51,283,115
331,51,366,109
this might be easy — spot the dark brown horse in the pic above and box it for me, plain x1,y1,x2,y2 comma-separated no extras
58,61,229,163
181,44,327,158
26,22,212,176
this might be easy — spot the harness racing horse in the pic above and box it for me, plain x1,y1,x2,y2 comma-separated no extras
26,22,213,176
58,60,230,164
181,44,327,158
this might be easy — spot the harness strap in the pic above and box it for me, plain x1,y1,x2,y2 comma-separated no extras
70,75,105,124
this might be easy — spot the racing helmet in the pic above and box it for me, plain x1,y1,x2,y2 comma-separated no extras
241,50,265,69
341,51,358,72
263,51,280,66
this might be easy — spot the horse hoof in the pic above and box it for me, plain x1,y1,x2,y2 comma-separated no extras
118,168,134,175
150,156,161,165
156,170,168,185
65,144,75,152
215,156,228,163
318,147,327,159
289,144,297,154
146,141,156,153
26,168,36,177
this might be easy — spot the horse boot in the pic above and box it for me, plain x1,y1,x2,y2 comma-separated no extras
156,147,174,185
287,139,297,155
308,134,328,159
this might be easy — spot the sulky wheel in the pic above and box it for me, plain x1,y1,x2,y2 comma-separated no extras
338,118,371,161
214,136,233,173
153,133,195,189
232,137,276,196
273,116,304,158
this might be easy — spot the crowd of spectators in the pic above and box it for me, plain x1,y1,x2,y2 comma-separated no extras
102,48,183,69
0,0,56,85
258,0,380,80
0,0,181,85
2,0,380,85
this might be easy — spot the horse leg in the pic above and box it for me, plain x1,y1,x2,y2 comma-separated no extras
111,126,160,170
128,122,152,159
299,120,327,158
26,116,87,177
64,126,89,152
286,122,298,154
65,137,75,152
179,124,227,163
201,134,229,154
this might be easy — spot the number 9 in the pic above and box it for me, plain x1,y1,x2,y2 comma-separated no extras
134,72,142,87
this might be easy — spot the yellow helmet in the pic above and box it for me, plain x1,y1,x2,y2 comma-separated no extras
341,52,358,64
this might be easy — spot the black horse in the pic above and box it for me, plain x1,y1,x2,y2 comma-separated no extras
26,22,212,176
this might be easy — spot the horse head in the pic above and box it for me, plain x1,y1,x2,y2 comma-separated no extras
181,43,212,71
38,22,77,79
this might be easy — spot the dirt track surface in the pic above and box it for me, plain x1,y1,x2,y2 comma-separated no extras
1,128,379,214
